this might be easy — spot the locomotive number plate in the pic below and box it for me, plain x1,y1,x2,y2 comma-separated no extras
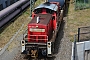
30,28,45,32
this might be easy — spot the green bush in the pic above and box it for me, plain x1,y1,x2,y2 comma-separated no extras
75,0,90,10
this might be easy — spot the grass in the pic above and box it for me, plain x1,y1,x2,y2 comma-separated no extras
66,0,90,41
0,0,44,48
0,9,30,48
75,2,90,10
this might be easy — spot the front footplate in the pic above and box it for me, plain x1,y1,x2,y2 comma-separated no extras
21,40,54,58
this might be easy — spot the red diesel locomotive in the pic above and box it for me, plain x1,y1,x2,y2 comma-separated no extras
21,2,64,58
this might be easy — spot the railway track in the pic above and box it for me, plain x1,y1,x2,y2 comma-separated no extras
15,54,52,60
30,56,56,60
19,53,53,60
27,58,47,60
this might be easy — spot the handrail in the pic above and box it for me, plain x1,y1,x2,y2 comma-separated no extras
24,34,48,41
29,35,48,36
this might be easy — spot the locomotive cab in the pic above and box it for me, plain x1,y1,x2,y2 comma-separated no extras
32,2,63,30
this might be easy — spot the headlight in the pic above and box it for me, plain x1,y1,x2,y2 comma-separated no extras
21,40,25,46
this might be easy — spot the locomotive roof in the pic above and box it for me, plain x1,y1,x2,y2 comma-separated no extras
34,2,58,11
29,13,52,25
